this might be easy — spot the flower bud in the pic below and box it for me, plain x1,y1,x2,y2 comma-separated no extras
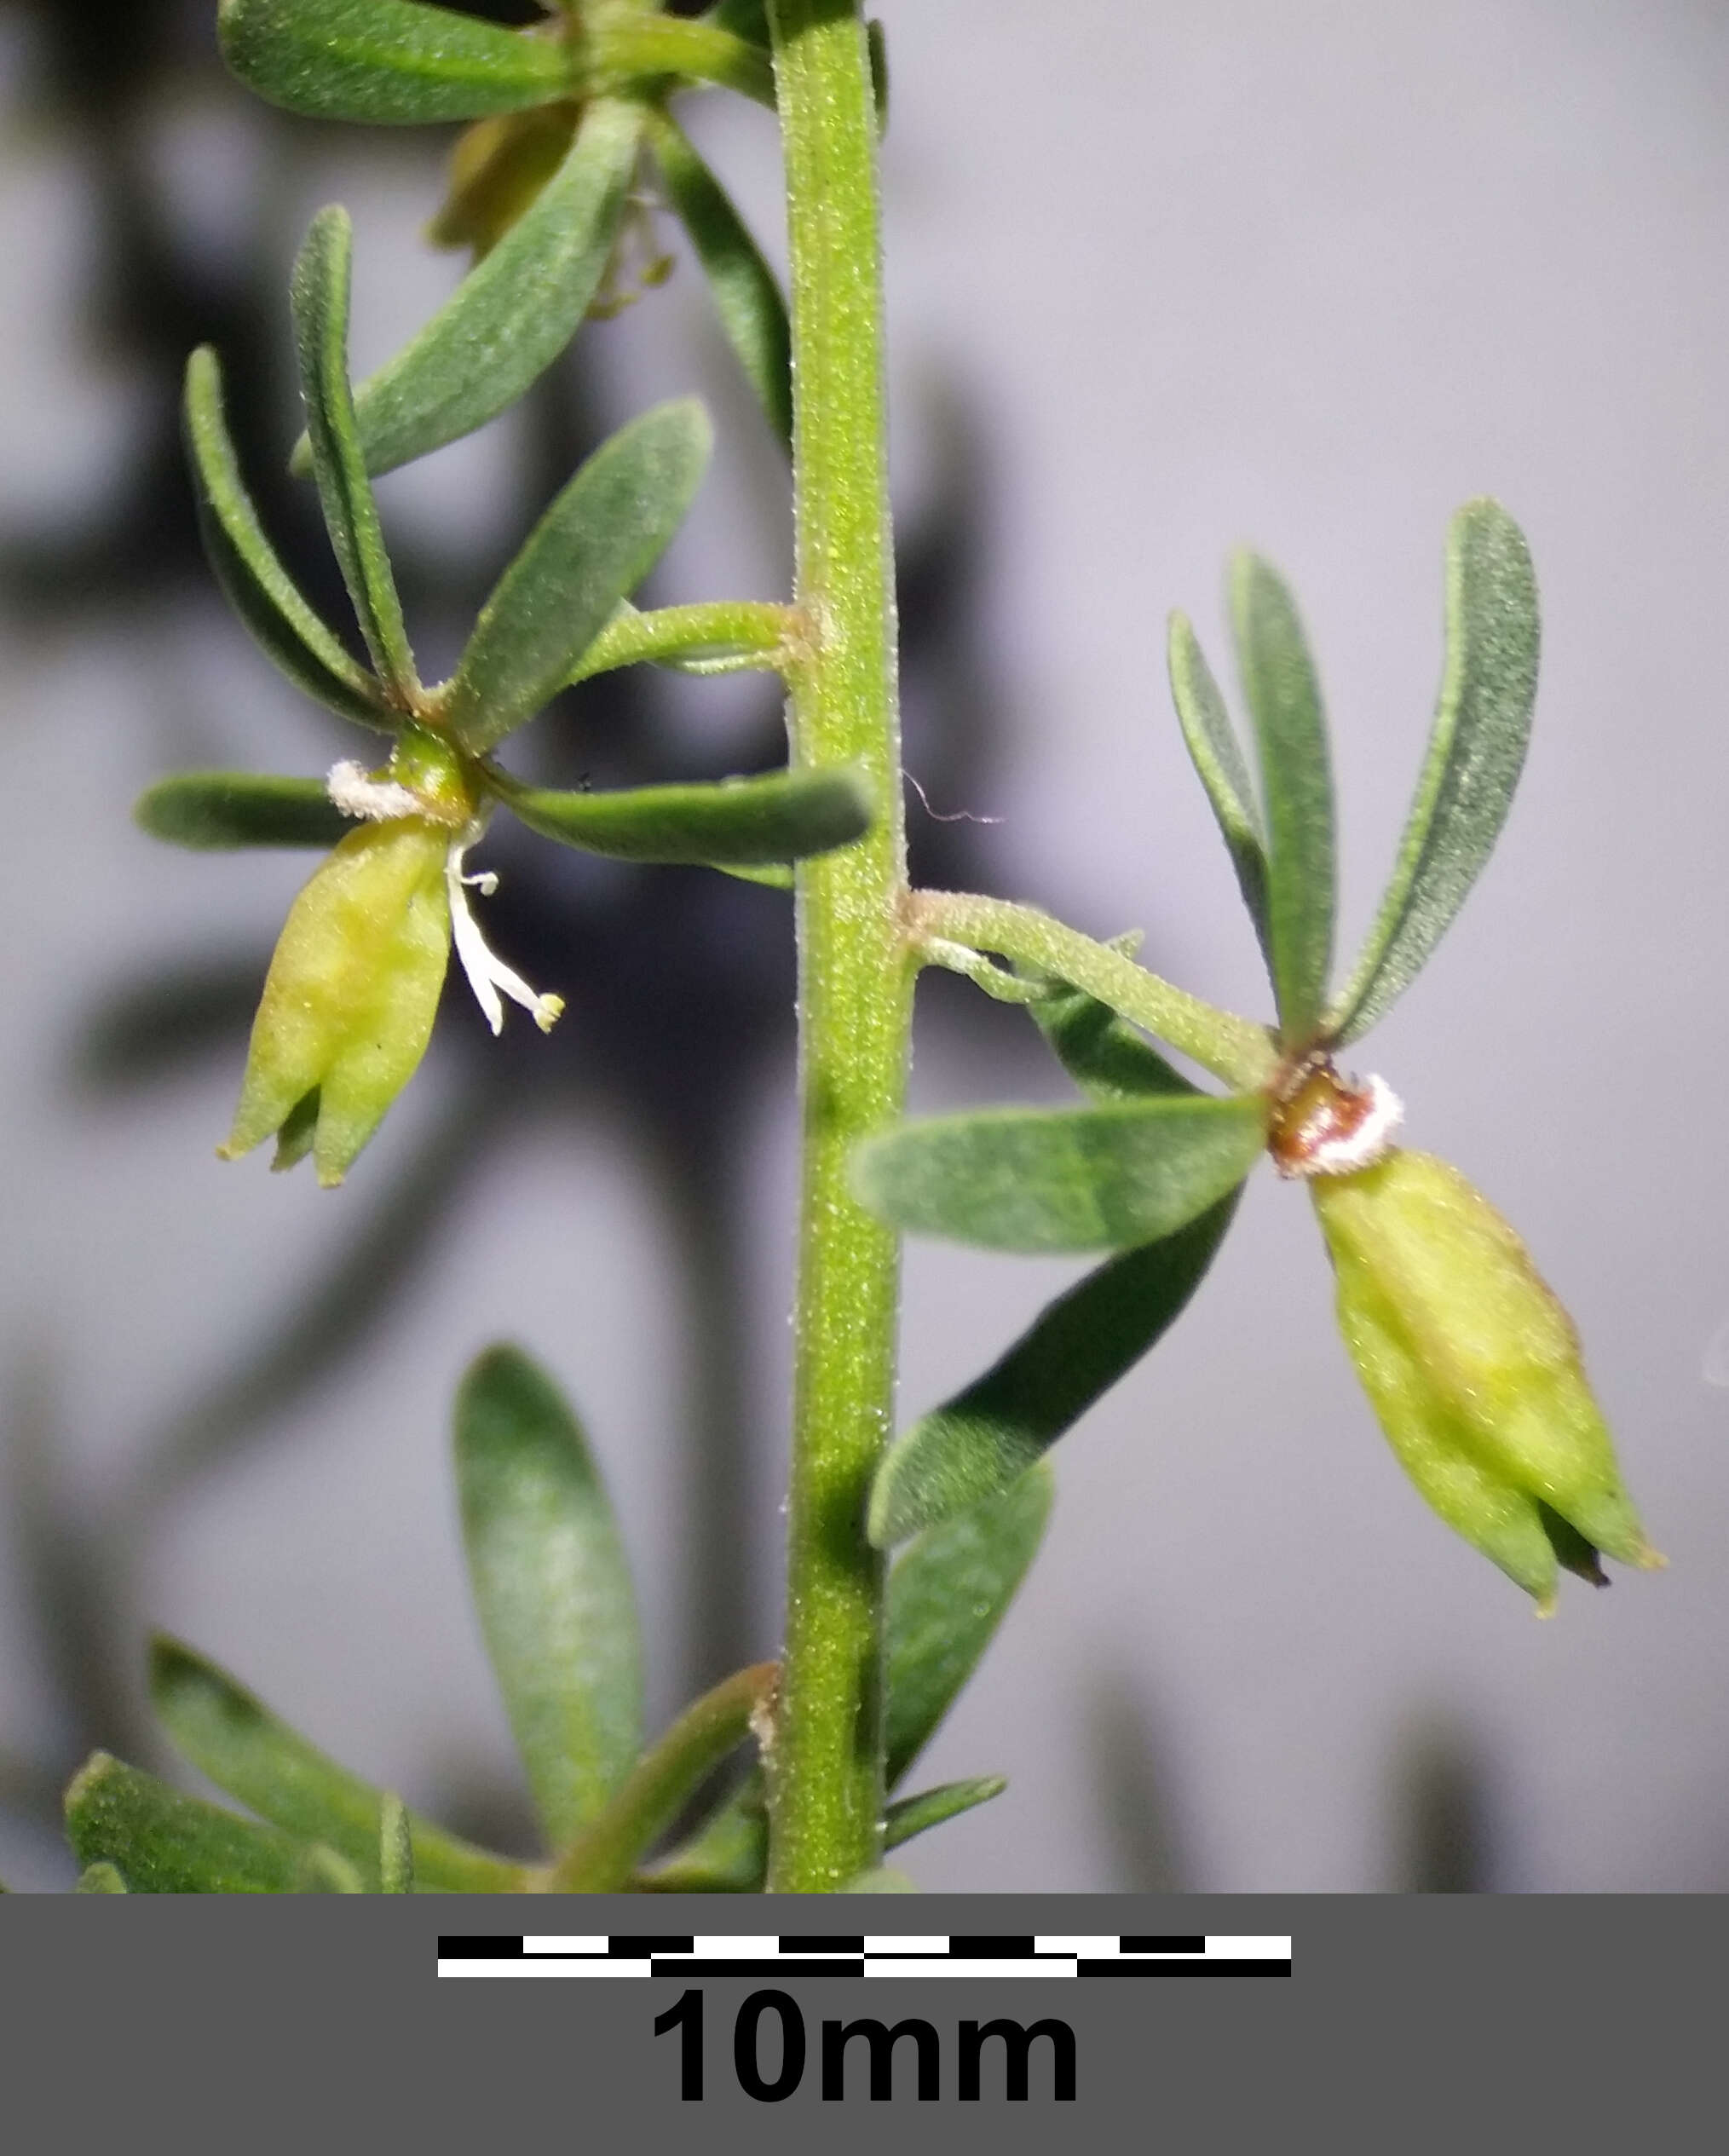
220,820,452,1188
1311,1149,1662,1611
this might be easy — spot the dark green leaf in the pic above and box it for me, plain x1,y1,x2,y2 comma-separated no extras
884,1775,1004,1851
633,1772,768,1892
65,1751,317,1894
1231,551,1335,1046
647,110,792,449
291,208,417,696
501,765,869,865
1030,976,1194,1103
707,0,769,43
331,98,644,479
184,348,385,729
1328,500,1540,1044
441,399,712,751
455,1345,643,1848
218,0,573,124
870,1190,1239,1546
148,1634,518,1892
135,772,350,851
378,1792,414,1894
885,1464,1052,1785
867,17,888,135
1167,609,1271,965
75,1862,128,1893
854,1093,1265,1254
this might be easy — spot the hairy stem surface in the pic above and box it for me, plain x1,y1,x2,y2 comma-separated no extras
766,0,909,1892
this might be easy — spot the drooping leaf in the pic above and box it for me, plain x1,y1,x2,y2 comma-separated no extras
1029,975,1194,1104
440,399,712,751
869,1191,1240,1546
854,1093,1265,1254
148,1635,517,1892
647,111,792,449
378,1793,414,1894
135,773,350,852
500,766,869,866
1230,551,1335,1046
1328,500,1541,1044
65,1752,318,1894
323,97,644,479
218,0,574,125
455,1345,643,1848
75,1862,128,1893
291,208,417,696
884,1465,1052,1785
1167,609,1271,965
183,348,385,729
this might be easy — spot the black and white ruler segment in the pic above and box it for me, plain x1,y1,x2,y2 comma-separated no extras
437,1934,1292,1980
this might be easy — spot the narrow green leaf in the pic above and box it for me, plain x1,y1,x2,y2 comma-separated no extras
455,1345,643,1848
1231,551,1335,1046
568,598,790,685
75,1862,129,1893
324,97,643,480
870,1190,1240,1547
647,111,792,449
884,1775,1005,1851
378,1793,414,1894
149,1635,518,1892
707,0,769,43
218,0,573,125
1029,975,1194,1103
546,1663,775,1892
291,208,416,696
1328,500,1541,1044
65,1752,316,1894
867,17,888,135
884,1465,1052,1785
632,1773,768,1893
184,348,385,729
1167,609,1271,966
441,399,712,751
135,773,350,852
300,1844,366,1891
500,766,869,866
854,1093,1265,1254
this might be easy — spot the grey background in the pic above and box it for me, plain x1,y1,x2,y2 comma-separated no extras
3,0,1726,1889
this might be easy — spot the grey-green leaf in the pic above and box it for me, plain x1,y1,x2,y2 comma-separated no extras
1030,974,1195,1104
323,97,643,480
501,766,869,866
455,1344,643,1848
647,111,792,449
1231,551,1335,1046
135,772,350,851
884,1776,1005,1852
854,1094,1265,1254
65,1752,319,1894
441,399,712,751
1328,500,1541,1044
183,347,385,729
884,1464,1052,1786
148,1634,518,1892
869,1190,1239,1547
75,1861,129,1893
1167,609,1271,966
218,0,574,125
291,208,416,695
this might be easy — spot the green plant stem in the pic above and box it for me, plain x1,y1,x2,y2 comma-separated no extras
568,601,794,684
765,0,908,1893
588,14,778,112
542,1663,777,1891
908,890,1279,1091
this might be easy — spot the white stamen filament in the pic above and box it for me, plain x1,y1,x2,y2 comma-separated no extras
445,834,564,1037
326,759,421,822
